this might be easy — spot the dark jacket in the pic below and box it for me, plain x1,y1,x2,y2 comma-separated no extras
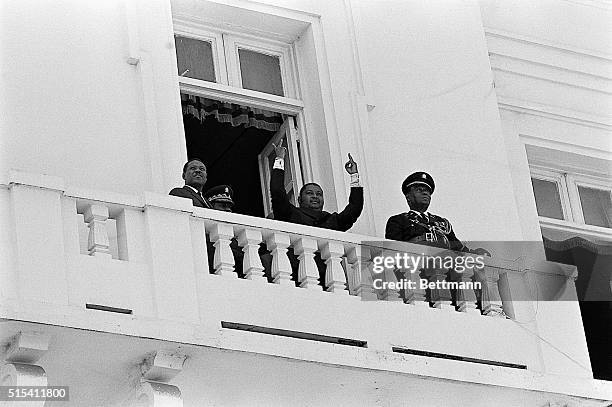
271,168,363,232
385,211,469,252
169,185,211,208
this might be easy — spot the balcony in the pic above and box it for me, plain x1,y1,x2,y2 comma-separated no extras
1,171,608,405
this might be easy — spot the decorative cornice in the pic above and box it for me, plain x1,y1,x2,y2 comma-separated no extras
484,27,612,62
497,96,612,131
559,0,612,11
489,54,612,94
519,133,612,164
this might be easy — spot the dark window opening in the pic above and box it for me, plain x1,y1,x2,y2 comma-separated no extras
182,94,283,217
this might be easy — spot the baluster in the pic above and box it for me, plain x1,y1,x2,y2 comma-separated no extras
321,242,348,295
237,229,265,282
209,224,235,277
83,204,111,258
422,267,453,310
294,238,319,289
346,246,376,300
266,233,292,285
380,250,402,301
450,266,480,315
474,266,504,316
403,267,429,307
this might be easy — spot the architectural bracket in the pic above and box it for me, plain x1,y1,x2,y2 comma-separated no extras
140,349,186,383
4,332,50,364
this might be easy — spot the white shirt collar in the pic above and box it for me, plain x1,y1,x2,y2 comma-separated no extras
409,210,429,220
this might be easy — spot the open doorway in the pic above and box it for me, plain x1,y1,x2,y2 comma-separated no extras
181,94,303,218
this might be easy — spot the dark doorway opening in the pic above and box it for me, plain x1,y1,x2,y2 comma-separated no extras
183,113,275,217
543,237,612,381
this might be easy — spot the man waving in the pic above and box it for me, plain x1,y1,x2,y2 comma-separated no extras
270,144,363,232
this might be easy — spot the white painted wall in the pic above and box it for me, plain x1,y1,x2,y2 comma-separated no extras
5,0,581,246
0,0,151,194
479,0,612,246
349,1,530,241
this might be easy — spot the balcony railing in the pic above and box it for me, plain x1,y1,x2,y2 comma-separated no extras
2,170,590,379
68,185,511,316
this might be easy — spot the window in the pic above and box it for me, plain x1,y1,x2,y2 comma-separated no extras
531,178,564,220
173,24,297,98
577,185,612,228
173,18,305,217
175,35,216,82
530,166,612,230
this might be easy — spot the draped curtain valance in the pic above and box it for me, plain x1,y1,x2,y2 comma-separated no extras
181,93,283,132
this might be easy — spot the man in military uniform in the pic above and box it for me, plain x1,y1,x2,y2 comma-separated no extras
204,185,234,212
203,184,242,274
204,184,273,280
386,171,489,255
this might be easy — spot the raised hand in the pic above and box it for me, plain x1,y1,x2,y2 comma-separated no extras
272,142,286,159
344,153,358,174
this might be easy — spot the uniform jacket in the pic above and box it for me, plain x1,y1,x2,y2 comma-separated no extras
169,185,211,208
385,211,469,252
270,168,363,232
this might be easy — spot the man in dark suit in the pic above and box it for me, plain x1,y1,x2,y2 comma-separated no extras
270,143,364,288
169,158,212,208
270,143,363,231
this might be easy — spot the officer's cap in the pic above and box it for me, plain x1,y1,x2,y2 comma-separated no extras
204,185,234,205
402,172,435,194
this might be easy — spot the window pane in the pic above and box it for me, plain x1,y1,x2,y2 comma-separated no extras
578,186,612,228
531,178,564,219
175,35,215,82
238,49,284,96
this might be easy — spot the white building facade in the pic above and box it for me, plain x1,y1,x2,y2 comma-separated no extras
1,0,611,405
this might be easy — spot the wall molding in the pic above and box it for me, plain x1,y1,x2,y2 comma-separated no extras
497,96,612,131
489,53,612,94
559,0,612,11
524,140,612,173
484,27,612,62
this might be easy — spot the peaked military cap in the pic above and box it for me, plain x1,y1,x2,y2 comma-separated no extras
204,185,234,205
402,172,435,194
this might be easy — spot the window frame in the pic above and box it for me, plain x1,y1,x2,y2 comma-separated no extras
173,19,298,99
530,166,573,222
529,165,612,240
568,174,612,227
223,34,298,98
172,16,311,215
173,25,227,84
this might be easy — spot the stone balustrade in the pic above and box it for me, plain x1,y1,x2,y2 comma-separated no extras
1,170,523,317
1,170,596,399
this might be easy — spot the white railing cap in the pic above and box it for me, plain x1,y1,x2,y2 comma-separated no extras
8,169,65,192
66,186,144,209
2,176,574,276
143,191,195,213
